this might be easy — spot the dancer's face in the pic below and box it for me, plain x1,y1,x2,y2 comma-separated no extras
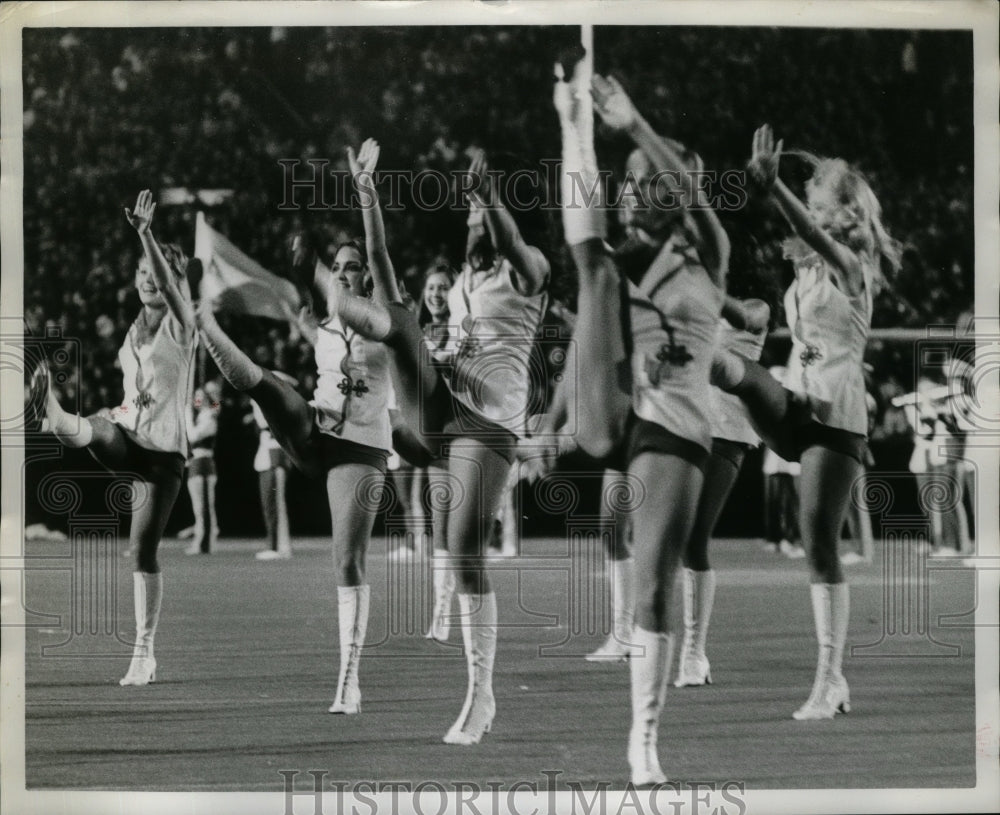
135,257,166,309
329,245,367,296
620,149,682,246
422,271,453,320
808,175,873,253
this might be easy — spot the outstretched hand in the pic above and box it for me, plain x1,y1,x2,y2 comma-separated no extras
748,124,783,190
124,189,156,235
466,148,491,200
591,74,638,132
347,138,380,178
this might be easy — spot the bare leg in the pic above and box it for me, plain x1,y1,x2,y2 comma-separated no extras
325,463,383,715
712,353,799,461
626,452,704,786
676,445,744,686
442,439,511,745
793,445,860,720
566,247,632,458
587,469,635,662
426,463,455,641
120,468,183,686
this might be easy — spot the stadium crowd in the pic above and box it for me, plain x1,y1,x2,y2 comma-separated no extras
22,26,974,534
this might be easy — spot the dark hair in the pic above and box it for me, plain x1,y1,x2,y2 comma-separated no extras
312,239,369,321
418,262,457,328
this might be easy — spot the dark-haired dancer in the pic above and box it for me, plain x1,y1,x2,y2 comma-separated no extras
674,296,768,687
712,125,901,719
556,64,727,785
313,141,549,744
34,190,196,686
195,223,392,715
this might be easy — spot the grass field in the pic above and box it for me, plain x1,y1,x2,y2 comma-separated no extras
17,534,981,796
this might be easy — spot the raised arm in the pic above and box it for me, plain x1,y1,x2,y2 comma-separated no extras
348,139,400,304
748,125,863,296
591,75,730,288
466,149,549,296
124,190,195,331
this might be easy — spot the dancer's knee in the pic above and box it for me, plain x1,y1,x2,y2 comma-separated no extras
136,546,159,574
455,567,487,595
683,543,710,572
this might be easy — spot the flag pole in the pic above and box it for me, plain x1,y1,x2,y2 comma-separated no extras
579,24,595,177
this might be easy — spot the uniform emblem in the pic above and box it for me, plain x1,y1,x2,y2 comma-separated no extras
644,335,693,387
133,391,153,409
338,377,369,397
800,344,823,366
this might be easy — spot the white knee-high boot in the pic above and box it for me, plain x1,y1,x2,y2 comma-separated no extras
587,557,634,662
793,583,851,720
627,627,674,786
120,572,162,686
328,585,370,714
425,550,454,642
675,568,715,686
444,592,497,745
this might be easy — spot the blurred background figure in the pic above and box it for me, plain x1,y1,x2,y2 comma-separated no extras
947,310,976,554
183,379,222,555
387,279,427,563
902,374,971,556
761,366,803,559
249,372,297,561
841,386,878,565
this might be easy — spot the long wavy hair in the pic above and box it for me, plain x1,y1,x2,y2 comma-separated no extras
311,238,369,322
792,153,902,294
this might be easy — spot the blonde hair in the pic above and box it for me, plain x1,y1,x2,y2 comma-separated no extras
792,153,902,293
158,242,189,278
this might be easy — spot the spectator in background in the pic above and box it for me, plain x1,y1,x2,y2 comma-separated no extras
841,387,877,565
903,375,970,556
183,380,222,555
249,374,297,561
947,310,976,551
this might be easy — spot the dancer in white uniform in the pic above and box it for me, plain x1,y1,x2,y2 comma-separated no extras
322,140,550,744
33,189,196,687
196,228,392,716
674,296,769,687
712,125,901,719
556,63,728,785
